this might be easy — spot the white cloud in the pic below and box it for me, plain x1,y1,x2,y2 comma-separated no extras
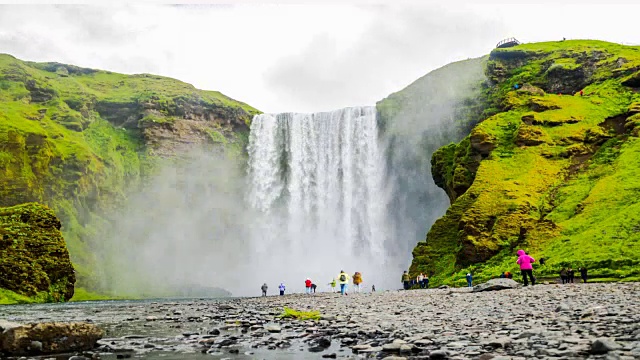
0,3,639,113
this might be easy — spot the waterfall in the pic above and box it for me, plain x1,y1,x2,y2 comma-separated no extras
247,106,399,290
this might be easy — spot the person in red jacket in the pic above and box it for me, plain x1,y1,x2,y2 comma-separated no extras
305,278,312,294
516,250,536,286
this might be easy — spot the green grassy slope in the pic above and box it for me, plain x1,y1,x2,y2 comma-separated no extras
410,40,640,286
0,54,259,302
377,55,490,137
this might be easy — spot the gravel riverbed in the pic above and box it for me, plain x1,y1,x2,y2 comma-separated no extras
2,282,639,359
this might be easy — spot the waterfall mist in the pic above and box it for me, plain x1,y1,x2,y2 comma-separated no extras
92,58,488,297
94,152,256,297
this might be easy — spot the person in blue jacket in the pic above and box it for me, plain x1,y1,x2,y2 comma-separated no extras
466,273,473,287
278,283,286,296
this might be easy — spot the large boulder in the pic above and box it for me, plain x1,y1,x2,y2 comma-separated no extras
0,321,103,356
0,203,76,301
472,278,521,292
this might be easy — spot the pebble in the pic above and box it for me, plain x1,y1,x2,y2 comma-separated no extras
1,283,639,360
592,337,622,354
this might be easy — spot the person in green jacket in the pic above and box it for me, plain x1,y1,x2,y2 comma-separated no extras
329,278,337,293
402,271,411,290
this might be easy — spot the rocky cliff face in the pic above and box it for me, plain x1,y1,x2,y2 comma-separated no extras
0,203,75,302
410,40,640,286
411,41,640,284
0,54,259,299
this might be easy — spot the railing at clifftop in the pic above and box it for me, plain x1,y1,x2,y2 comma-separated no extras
496,38,521,49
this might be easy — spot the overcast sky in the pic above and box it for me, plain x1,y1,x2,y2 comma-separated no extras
0,1,638,113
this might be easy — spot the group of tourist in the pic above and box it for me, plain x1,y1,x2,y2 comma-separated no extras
560,267,588,283
401,271,430,290
260,250,593,297
260,270,368,297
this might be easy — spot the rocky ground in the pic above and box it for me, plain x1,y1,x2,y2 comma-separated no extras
2,282,640,359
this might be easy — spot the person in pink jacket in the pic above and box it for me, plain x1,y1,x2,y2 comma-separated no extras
516,249,536,286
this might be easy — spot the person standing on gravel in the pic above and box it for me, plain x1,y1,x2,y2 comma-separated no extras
402,271,411,290
279,283,286,296
261,283,268,297
516,249,536,286
338,270,350,295
417,273,424,288
579,267,588,283
305,278,312,294
560,268,568,284
567,268,575,283
353,272,363,293
466,273,473,287
329,278,337,293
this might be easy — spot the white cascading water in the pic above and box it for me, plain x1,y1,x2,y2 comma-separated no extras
247,106,400,292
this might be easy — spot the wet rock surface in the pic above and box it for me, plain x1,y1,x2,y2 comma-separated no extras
1,282,639,359
0,321,103,356
471,278,521,292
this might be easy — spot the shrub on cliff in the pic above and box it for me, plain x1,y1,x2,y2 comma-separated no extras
0,203,75,302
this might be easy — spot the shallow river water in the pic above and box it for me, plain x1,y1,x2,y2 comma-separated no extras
2,298,338,360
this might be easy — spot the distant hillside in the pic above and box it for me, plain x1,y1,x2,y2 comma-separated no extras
0,54,259,300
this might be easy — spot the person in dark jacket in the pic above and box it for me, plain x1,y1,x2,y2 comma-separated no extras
466,273,473,287
402,271,411,290
560,268,568,284
567,268,575,283
579,267,588,283
261,283,268,297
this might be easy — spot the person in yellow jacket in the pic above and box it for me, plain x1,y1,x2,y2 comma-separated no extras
338,270,350,295
352,272,363,293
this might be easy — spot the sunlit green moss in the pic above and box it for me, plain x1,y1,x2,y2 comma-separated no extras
410,40,640,286
279,307,321,321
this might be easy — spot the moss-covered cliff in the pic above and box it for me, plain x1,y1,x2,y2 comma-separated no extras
410,40,640,286
0,203,75,304
0,54,259,299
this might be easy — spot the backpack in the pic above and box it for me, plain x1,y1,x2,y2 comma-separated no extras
339,274,346,282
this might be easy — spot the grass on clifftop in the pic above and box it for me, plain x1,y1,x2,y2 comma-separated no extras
411,40,640,286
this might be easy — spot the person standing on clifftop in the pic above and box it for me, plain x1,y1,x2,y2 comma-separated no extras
466,273,473,288
279,283,286,296
579,267,588,283
261,283,268,297
338,270,350,295
402,271,411,290
516,249,536,286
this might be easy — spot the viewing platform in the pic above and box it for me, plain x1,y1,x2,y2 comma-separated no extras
496,37,521,49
